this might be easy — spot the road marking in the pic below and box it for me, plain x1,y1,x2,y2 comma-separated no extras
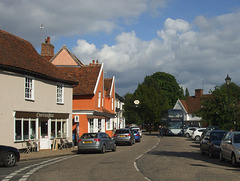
134,137,161,181
1,155,78,181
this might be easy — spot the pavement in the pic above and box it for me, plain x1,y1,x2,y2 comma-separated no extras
20,146,78,161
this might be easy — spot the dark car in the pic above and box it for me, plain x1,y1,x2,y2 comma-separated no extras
200,130,228,158
78,132,116,153
113,128,135,145
0,145,20,167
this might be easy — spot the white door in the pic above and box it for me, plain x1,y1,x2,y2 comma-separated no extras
40,119,50,149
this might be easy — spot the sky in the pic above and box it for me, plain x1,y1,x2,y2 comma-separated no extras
1,0,240,97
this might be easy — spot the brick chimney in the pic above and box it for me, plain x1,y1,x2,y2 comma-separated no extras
41,37,54,61
195,89,203,98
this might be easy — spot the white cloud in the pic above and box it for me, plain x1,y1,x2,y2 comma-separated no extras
0,0,166,46
73,11,240,96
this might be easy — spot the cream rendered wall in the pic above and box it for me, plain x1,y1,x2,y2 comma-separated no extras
0,70,73,148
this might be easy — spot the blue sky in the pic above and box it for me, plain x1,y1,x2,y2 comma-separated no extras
1,0,240,97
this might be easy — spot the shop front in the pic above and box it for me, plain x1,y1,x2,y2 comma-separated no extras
14,111,69,150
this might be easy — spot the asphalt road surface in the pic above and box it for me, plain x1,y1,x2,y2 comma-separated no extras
1,133,240,181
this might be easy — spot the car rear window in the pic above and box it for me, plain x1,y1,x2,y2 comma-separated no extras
81,133,98,138
115,129,129,134
211,132,226,140
234,134,240,143
132,129,138,133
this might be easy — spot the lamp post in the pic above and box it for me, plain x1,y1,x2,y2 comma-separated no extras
225,74,231,130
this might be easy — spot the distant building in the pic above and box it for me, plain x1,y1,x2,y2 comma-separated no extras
173,89,211,126
114,93,125,129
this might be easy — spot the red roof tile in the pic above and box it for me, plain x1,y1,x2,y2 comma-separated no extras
104,78,113,97
0,29,77,85
180,94,212,113
58,64,101,95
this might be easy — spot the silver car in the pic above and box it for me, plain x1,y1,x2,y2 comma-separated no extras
113,128,135,145
220,131,240,167
78,132,116,153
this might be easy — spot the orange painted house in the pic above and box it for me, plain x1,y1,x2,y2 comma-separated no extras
41,40,116,141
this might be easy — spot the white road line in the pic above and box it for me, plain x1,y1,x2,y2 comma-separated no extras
134,138,161,181
1,155,77,181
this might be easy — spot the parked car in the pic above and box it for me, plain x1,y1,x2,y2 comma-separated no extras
200,126,221,141
220,131,240,167
191,128,206,141
185,127,197,138
113,128,135,145
78,132,116,153
200,130,228,158
131,127,142,138
132,129,141,142
0,145,20,167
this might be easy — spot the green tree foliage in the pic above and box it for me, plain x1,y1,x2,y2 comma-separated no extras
185,88,190,98
123,72,183,131
199,82,240,130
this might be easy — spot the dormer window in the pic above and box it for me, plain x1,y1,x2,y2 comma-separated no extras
25,76,34,100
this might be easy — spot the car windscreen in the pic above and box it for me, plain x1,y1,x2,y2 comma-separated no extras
234,133,240,143
81,133,98,138
115,130,129,134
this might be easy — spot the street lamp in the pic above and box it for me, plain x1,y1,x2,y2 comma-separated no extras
225,74,231,130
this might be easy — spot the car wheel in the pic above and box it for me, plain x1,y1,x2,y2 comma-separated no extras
186,133,190,138
195,136,200,141
101,144,106,153
112,144,117,152
3,151,16,167
219,150,225,162
231,153,238,167
129,140,133,146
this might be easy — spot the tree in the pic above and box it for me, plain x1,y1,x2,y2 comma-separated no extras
123,72,183,132
185,88,190,98
199,82,240,130
134,83,168,132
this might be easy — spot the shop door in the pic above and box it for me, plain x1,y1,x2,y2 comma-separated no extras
39,118,49,149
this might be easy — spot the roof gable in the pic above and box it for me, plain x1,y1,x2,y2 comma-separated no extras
51,45,83,67
0,29,77,85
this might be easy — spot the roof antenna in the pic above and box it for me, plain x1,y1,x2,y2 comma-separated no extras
40,24,44,44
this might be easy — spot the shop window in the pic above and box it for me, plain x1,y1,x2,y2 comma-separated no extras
15,118,37,141
57,83,64,104
15,120,22,141
25,76,34,100
106,118,111,130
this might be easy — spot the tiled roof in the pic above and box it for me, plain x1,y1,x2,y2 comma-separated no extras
0,29,78,85
58,64,101,95
180,94,212,114
104,78,113,97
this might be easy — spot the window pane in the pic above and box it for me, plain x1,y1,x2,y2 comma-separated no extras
15,120,22,140
57,121,61,137
41,121,48,138
30,121,36,139
51,121,56,139
23,121,29,140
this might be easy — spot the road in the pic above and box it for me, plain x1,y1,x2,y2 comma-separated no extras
1,133,240,181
